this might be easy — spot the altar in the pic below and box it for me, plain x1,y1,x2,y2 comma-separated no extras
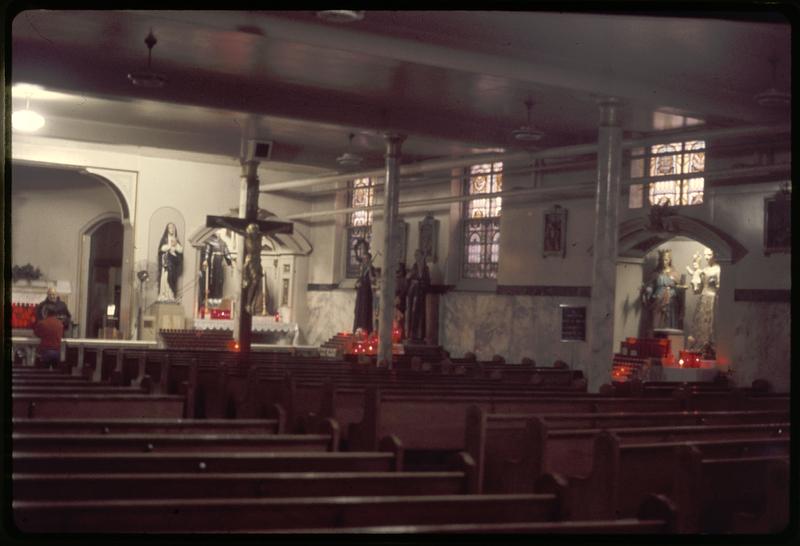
192,316,300,345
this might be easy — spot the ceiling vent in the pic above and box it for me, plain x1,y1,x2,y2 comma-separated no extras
511,98,545,142
337,133,364,167
128,30,167,89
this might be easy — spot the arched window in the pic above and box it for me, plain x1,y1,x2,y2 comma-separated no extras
345,177,375,277
463,162,502,279
629,140,705,208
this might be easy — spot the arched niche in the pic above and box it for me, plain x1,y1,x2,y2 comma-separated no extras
187,209,312,255
186,209,312,320
618,209,748,265
613,208,748,377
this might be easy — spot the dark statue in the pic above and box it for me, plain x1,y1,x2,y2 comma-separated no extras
198,233,233,308
394,262,408,339
405,248,430,342
353,238,376,334
242,223,264,316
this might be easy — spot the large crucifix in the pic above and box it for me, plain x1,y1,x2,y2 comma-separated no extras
206,160,293,353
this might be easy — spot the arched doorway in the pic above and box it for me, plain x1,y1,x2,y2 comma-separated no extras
84,219,124,338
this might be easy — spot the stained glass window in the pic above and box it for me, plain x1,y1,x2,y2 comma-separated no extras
463,162,502,279
629,140,705,208
346,177,375,278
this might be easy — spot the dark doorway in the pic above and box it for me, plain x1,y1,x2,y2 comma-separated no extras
86,220,123,338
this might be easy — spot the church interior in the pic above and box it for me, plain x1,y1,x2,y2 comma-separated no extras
7,8,793,535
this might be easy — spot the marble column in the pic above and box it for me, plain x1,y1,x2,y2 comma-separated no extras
378,133,406,368
588,98,623,392
236,159,260,353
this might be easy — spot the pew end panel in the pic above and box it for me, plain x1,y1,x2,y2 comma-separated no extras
378,435,404,471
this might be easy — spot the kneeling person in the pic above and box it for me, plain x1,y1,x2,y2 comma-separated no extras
33,307,64,369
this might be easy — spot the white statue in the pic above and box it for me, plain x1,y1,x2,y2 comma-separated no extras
686,252,703,294
689,248,720,349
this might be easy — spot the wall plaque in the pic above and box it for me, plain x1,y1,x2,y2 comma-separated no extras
560,304,586,342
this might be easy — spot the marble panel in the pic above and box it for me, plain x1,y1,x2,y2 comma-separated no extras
731,302,790,390
440,292,476,359
473,294,513,361
509,296,537,363
304,290,355,346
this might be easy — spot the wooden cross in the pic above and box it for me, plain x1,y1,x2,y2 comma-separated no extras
205,214,293,353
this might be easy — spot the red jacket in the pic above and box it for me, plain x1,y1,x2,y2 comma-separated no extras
33,316,64,351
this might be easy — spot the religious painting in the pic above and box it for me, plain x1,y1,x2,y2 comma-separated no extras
764,188,791,254
543,205,567,258
418,213,439,263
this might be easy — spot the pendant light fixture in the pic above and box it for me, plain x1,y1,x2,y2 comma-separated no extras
12,94,45,132
128,29,167,88
337,133,365,167
754,54,789,108
512,98,545,142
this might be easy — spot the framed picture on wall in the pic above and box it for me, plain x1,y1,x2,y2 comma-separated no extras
543,205,567,257
764,188,790,255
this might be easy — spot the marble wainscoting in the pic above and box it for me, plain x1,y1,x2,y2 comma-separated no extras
730,301,790,389
440,292,592,370
304,289,356,347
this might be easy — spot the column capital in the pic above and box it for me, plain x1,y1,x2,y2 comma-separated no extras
382,132,407,143
595,97,624,127
240,159,260,178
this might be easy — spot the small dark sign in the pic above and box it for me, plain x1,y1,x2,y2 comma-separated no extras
560,305,586,342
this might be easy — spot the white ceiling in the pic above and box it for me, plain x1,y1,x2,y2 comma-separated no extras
10,9,791,174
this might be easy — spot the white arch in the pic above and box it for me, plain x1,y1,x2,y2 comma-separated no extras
618,211,748,264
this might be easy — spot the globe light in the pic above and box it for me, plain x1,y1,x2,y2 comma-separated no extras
12,108,45,132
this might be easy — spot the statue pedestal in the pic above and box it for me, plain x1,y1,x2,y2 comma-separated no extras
152,302,185,344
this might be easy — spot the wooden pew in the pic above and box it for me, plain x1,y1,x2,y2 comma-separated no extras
536,433,791,521
13,436,405,475
465,406,791,493
256,494,676,534
532,420,790,491
11,427,340,454
12,416,286,435
14,470,478,502
13,493,563,532
673,445,789,533
347,386,688,451
12,385,150,395
282,377,587,436
12,393,186,419
13,452,477,501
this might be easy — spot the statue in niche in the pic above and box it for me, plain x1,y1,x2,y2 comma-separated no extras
352,238,376,335
405,248,431,342
686,247,720,348
419,213,439,263
198,233,234,310
242,223,264,316
641,247,682,331
157,222,184,302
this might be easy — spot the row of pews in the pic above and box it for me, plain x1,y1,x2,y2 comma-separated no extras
11,352,790,534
